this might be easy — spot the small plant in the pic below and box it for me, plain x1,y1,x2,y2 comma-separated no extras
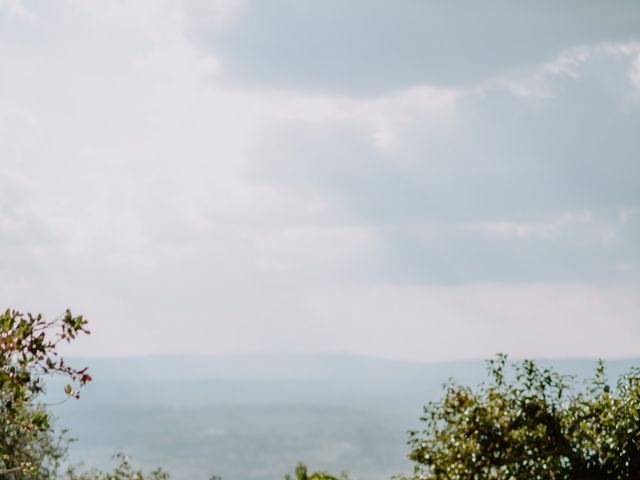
66,452,171,480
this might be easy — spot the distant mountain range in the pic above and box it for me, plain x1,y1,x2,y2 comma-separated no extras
46,354,639,480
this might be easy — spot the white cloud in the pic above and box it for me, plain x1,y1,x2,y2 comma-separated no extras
619,207,640,225
631,54,640,89
1,1,639,359
543,47,591,78
495,43,640,100
0,0,31,18
471,211,593,239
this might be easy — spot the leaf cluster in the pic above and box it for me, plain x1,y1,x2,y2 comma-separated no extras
406,354,640,480
284,462,349,480
0,308,91,476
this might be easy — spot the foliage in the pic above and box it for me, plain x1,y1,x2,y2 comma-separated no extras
284,462,348,480
0,415,70,480
0,308,91,476
407,354,640,480
4,307,637,480
66,453,171,480
0,308,178,479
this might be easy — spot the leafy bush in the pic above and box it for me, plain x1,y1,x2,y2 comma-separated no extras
406,354,640,480
66,453,170,480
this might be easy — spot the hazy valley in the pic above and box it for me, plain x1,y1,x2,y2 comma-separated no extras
45,354,638,480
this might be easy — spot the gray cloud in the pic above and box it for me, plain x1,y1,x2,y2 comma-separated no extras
248,47,640,283
199,0,640,94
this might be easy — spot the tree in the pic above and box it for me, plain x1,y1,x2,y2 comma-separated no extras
284,462,348,480
0,308,217,480
65,452,170,480
0,308,91,477
406,354,640,480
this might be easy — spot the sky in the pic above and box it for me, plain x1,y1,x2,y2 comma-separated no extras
1,0,639,360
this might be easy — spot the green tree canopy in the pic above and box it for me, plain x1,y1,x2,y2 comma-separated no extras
407,354,640,480
284,462,348,480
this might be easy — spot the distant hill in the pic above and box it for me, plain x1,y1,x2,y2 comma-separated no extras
46,354,639,480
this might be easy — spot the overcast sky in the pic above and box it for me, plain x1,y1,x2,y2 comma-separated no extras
1,0,639,360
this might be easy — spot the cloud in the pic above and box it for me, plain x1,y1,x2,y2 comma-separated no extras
471,211,594,239
194,0,640,94
238,44,640,286
0,0,31,18
302,283,640,361
0,1,638,359
631,54,640,90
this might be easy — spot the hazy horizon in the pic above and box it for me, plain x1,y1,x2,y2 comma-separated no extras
47,353,639,480
62,351,640,362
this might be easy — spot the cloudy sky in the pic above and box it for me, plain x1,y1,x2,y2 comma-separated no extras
1,0,639,360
